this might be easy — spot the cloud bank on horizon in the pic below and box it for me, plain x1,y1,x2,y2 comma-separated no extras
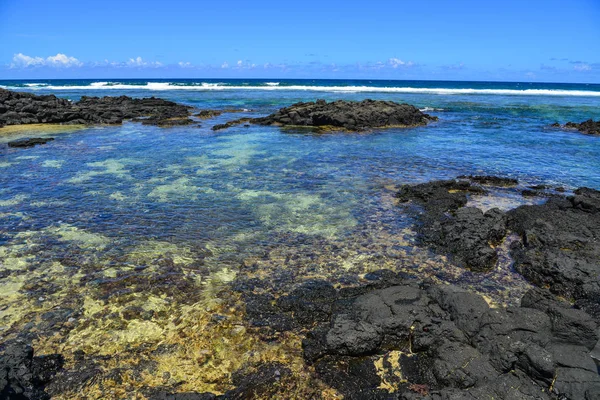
5,52,599,83
1,0,599,82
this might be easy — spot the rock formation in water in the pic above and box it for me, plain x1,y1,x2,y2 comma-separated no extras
396,177,600,319
0,88,195,128
212,99,438,131
552,119,600,135
7,137,55,148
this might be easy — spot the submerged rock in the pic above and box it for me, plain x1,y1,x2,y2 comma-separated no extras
7,137,55,148
195,109,246,119
147,363,300,400
213,99,438,132
553,119,600,135
0,89,194,128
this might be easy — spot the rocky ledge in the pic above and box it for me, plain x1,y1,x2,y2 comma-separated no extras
552,119,600,135
212,99,437,131
302,278,600,399
396,176,600,319
152,273,599,399
0,88,195,128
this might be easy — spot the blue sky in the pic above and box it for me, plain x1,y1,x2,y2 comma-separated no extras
1,0,599,82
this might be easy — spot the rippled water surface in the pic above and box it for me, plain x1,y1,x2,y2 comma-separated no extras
1,84,600,397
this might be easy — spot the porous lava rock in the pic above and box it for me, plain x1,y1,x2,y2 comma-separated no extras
213,99,437,132
0,88,194,128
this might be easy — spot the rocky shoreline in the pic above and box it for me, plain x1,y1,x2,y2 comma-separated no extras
0,88,195,129
5,176,598,399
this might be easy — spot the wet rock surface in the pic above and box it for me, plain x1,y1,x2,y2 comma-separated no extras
396,177,600,319
395,178,505,271
507,187,600,318
0,89,194,128
237,276,600,399
195,109,246,119
213,99,437,132
0,343,64,400
553,119,600,135
7,137,55,148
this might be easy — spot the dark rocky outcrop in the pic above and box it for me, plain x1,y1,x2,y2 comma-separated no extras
303,280,599,399
7,137,54,148
0,89,194,128
195,109,246,119
213,99,438,132
507,187,600,318
396,177,600,318
552,120,600,135
456,175,518,187
0,343,64,400
212,118,253,131
396,178,505,271
233,276,600,399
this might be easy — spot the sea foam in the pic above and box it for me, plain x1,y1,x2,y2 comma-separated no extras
2,82,600,97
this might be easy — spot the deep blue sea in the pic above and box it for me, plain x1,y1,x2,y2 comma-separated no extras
0,79,599,394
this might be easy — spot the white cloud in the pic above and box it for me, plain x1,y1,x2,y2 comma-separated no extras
126,56,162,68
573,63,592,71
10,53,82,68
388,58,414,68
178,61,192,68
221,62,229,69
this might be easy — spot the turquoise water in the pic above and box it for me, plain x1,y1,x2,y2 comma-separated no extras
1,79,600,273
1,79,600,271
1,78,599,395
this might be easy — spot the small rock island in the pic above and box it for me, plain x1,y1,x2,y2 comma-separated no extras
213,99,438,131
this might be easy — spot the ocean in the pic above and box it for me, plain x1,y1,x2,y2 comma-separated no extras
1,78,599,396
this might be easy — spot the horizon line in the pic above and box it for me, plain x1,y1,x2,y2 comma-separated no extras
1,77,599,86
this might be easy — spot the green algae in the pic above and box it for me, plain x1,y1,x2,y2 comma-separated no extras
0,123,86,139
109,191,128,201
0,194,29,207
235,188,357,237
147,177,198,202
67,158,137,184
52,223,112,249
41,159,65,168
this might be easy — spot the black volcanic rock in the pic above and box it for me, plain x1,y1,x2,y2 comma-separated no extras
397,177,600,320
195,109,246,119
396,178,506,271
555,119,600,135
457,175,518,187
213,99,437,132
0,88,194,128
299,280,600,399
0,343,64,400
507,187,600,318
7,137,54,148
